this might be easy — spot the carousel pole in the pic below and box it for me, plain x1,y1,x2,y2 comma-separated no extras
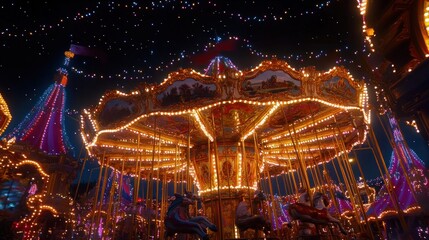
84,166,98,199
180,166,184,194
89,152,105,238
291,123,313,195
307,105,344,221
330,156,345,192
242,140,253,213
367,125,410,233
321,168,341,217
113,158,126,239
105,170,117,238
333,119,373,236
351,149,378,240
275,176,282,196
282,106,311,198
187,115,192,191
134,134,141,203
265,169,280,237
208,138,212,190
313,162,324,191
133,134,142,239
281,173,289,195
159,174,167,240
155,131,162,237
342,150,368,235
282,172,291,196
174,144,178,193
74,152,88,201
286,152,299,194
147,117,158,240
253,133,262,190
342,152,370,235
96,156,110,238
308,162,320,190
211,113,224,239
331,133,364,233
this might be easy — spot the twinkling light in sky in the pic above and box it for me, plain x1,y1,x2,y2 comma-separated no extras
2,0,429,192
0,0,366,134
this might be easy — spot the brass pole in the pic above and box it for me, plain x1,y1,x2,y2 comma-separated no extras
159,174,167,240
286,151,299,194
211,113,224,239
352,150,378,240
253,133,262,190
147,117,157,240
113,158,126,238
134,134,141,204
74,153,88,201
89,152,105,238
266,170,280,237
155,132,162,237
105,170,116,238
96,156,110,238
368,126,409,233
331,132,363,232
174,144,178,193
208,138,212,190
187,115,192,191
242,140,253,213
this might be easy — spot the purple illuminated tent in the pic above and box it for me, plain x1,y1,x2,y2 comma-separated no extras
366,112,429,220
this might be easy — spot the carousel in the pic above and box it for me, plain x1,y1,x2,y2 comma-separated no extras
80,56,372,239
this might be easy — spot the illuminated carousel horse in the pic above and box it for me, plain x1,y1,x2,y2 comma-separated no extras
164,192,217,240
288,192,347,235
235,191,272,238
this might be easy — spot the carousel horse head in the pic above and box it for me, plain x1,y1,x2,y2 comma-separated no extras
166,193,193,220
235,190,271,237
165,192,217,240
288,192,347,235
313,192,330,210
253,190,267,201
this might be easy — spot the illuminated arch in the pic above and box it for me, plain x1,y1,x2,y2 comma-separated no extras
16,160,50,177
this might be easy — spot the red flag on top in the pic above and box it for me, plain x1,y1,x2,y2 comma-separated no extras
190,38,238,66
70,44,107,63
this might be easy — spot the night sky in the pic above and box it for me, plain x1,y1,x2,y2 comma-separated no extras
0,0,428,181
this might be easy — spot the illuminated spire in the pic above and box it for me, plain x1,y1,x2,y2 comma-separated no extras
9,51,74,155
204,56,239,76
367,110,429,219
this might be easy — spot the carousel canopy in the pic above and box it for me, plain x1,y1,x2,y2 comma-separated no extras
80,57,370,181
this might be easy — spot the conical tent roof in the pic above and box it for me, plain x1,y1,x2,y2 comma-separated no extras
8,58,73,155
366,112,429,220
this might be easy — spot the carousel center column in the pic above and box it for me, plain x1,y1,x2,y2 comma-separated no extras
192,140,260,239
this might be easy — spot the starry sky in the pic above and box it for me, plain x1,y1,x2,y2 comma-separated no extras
0,0,428,181
0,0,365,125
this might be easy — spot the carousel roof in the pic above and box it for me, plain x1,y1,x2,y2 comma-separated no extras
7,53,74,155
0,93,12,136
80,57,370,178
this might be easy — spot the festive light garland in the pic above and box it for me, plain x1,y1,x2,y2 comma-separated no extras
0,93,12,136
